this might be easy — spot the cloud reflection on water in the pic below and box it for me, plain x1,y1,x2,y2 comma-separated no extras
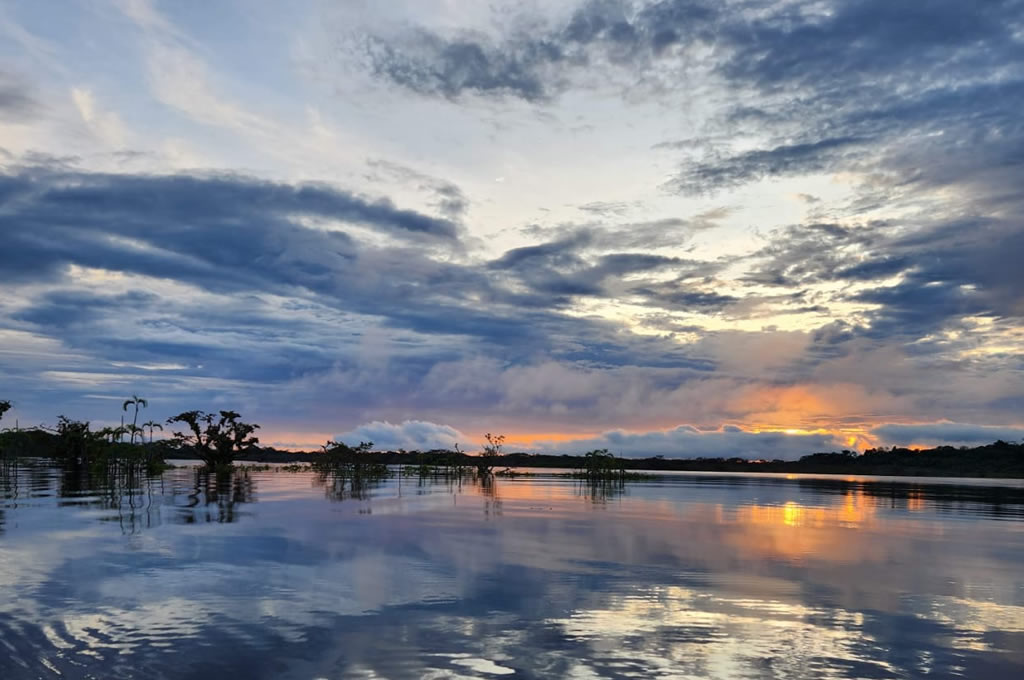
1,463,1023,678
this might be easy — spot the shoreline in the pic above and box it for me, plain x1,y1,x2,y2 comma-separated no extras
4,430,1023,481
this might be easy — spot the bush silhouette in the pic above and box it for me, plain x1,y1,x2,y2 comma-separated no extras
167,410,260,470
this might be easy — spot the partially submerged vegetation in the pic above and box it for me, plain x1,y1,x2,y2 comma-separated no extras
0,397,260,475
4,397,1024,479
166,410,260,470
566,449,659,481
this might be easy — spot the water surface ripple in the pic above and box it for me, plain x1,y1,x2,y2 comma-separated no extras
1,460,1023,678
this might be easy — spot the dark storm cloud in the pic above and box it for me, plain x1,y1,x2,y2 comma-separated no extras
12,290,160,328
360,0,1024,367
745,210,1024,341
872,423,1024,446
742,222,884,288
720,0,1024,89
361,0,1024,109
489,232,703,305
0,168,481,343
543,425,842,459
848,220,1024,337
0,168,459,288
362,30,558,102
360,0,719,100
489,233,590,270
0,165,721,426
629,282,737,312
15,170,460,239
671,136,866,195
666,0,1024,204
359,0,1024,230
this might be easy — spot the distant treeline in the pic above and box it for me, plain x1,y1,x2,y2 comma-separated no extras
4,427,1024,478
181,439,1024,479
223,440,1024,478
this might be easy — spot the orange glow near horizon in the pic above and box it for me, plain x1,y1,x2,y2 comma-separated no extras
249,418,1023,454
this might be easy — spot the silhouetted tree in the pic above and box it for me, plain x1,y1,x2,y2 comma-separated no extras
122,395,148,444
125,424,145,444
478,433,504,476
97,425,128,443
166,410,260,470
143,420,163,443
577,449,625,480
55,416,100,463
0,400,10,457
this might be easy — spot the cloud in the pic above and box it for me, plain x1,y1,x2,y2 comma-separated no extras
4,0,1024,444
720,0,1023,89
537,425,844,460
487,231,721,308
871,422,1024,447
361,30,556,102
365,159,469,219
671,136,867,195
0,166,461,286
335,420,468,451
357,0,720,101
0,162,735,431
628,281,737,313
334,418,1024,461
0,70,39,121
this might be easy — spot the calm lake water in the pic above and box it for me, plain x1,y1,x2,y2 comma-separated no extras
2,461,1024,679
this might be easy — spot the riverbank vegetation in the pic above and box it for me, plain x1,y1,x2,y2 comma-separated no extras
3,397,1024,478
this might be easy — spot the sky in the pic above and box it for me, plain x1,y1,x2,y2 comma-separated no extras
1,0,1023,458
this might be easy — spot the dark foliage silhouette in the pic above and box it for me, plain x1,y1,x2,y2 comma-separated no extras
167,410,260,470
143,420,163,443
123,395,148,444
478,433,504,476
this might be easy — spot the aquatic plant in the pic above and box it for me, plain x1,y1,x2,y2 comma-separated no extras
575,449,623,480
311,440,390,501
0,400,10,458
55,416,100,462
166,410,260,470
444,443,470,478
314,440,387,474
122,395,148,444
477,433,504,477
48,416,167,474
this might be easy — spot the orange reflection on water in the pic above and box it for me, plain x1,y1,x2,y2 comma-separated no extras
734,491,877,530
906,491,926,512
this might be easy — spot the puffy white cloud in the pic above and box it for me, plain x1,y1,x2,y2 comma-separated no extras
334,420,468,451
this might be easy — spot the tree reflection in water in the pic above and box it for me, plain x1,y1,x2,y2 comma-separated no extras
0,457,17,535
576,477,627,505
478,474,503,517
183,468,255,524
2,465,1024,679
